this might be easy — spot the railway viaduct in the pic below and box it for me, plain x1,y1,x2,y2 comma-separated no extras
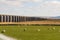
0,15,46,22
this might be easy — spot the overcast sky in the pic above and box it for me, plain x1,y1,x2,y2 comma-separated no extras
0,0,60,17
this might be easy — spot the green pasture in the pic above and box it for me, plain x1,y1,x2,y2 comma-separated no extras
0,25,60,40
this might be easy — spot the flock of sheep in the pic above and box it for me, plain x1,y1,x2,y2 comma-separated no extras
1,27,59,33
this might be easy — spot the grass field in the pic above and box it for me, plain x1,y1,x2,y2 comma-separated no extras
0,25,60,40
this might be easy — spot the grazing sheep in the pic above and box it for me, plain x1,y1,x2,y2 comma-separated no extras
52,27,55,30
24,28,27,31
1,30,6,33
48,27,51,31
37,29,40,32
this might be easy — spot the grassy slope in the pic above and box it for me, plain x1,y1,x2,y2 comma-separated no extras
0,25,60,40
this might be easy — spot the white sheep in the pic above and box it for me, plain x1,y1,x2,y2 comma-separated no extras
37,29,40,32
1,29,6,33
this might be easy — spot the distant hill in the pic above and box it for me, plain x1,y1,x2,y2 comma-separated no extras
40,16,60,19
50,16,60,19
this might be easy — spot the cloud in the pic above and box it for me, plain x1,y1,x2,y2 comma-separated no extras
44,1,60,4
39,1,60,16
5,1,21,6
18,0,43,2
0,0,43,6
31,0,43,2
0,0,60,16
0,0,23,6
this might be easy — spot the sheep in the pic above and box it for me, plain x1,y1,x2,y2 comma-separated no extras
1,29,6,33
